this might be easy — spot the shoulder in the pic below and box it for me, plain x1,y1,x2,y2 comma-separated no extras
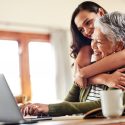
79,45,92,54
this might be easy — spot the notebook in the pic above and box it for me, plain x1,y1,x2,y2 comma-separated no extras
0,74,52,124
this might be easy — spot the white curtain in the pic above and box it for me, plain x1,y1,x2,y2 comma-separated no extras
50,29,73,100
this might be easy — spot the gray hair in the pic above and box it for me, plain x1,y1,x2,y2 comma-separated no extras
94,11,125,45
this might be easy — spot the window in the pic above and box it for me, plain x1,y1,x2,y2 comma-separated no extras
0,31,50,101
29,42,56,103
0,40,20,96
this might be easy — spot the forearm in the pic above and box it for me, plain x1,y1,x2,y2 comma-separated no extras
88,74,109,86
48,101,101,116
80,49,125,78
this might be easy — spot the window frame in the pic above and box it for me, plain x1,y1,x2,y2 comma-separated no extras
0,30,50,100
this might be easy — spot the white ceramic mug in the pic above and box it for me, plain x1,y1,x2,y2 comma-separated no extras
100,89,124,118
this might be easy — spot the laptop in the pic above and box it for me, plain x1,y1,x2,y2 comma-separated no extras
0,74,52,124
0,74,111,124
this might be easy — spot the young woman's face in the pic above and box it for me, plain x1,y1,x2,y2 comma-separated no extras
74,10,99,39
91,28,116,61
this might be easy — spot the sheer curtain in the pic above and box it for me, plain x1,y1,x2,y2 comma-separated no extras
50,29,73,100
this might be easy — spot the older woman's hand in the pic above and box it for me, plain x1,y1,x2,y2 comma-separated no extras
20,103,49,116
106,68,125,90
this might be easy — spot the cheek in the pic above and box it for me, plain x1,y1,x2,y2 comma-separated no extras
89,23,94,29
99,48,105,58
82,27,94,38
96,45,106,58
100,45,114,57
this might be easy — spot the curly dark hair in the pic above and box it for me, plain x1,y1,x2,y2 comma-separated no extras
70,1,107,59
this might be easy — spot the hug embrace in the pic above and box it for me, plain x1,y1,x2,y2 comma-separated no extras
21,1,125,117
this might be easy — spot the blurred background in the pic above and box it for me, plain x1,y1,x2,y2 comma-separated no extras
0,0,124,103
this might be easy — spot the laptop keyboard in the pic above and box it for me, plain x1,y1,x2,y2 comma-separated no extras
24,114,52,121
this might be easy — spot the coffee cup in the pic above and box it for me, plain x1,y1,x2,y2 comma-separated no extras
100,89,124,118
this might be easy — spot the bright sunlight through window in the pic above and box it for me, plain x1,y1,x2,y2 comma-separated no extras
29,42,56,103
0,40,20,96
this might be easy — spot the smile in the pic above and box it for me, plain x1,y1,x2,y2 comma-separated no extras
93,51,101,56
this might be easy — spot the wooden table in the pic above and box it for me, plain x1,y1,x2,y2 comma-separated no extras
16,116,125,125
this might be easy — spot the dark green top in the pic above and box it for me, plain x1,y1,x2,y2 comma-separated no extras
48,84,107,116
48,66,125,116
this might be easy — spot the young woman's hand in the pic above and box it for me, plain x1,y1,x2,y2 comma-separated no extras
20,103,49,116
105,68,125,90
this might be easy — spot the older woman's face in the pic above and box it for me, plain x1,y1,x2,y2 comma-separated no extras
91,28,116,61
74,10,98,38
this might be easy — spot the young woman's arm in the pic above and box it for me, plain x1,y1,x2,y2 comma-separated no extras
74,45,92,87
88,68,125,90
79,49,125,78
75,45,92,68
75,48,125,89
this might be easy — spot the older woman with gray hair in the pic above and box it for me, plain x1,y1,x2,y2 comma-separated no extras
75,11,125,89
78,11,125,91
20,12,125,117
92,11,125,61
94,11,125,46
85,11,125,96
79,11,125,103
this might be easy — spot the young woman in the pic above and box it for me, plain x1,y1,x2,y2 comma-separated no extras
71,1,125,89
